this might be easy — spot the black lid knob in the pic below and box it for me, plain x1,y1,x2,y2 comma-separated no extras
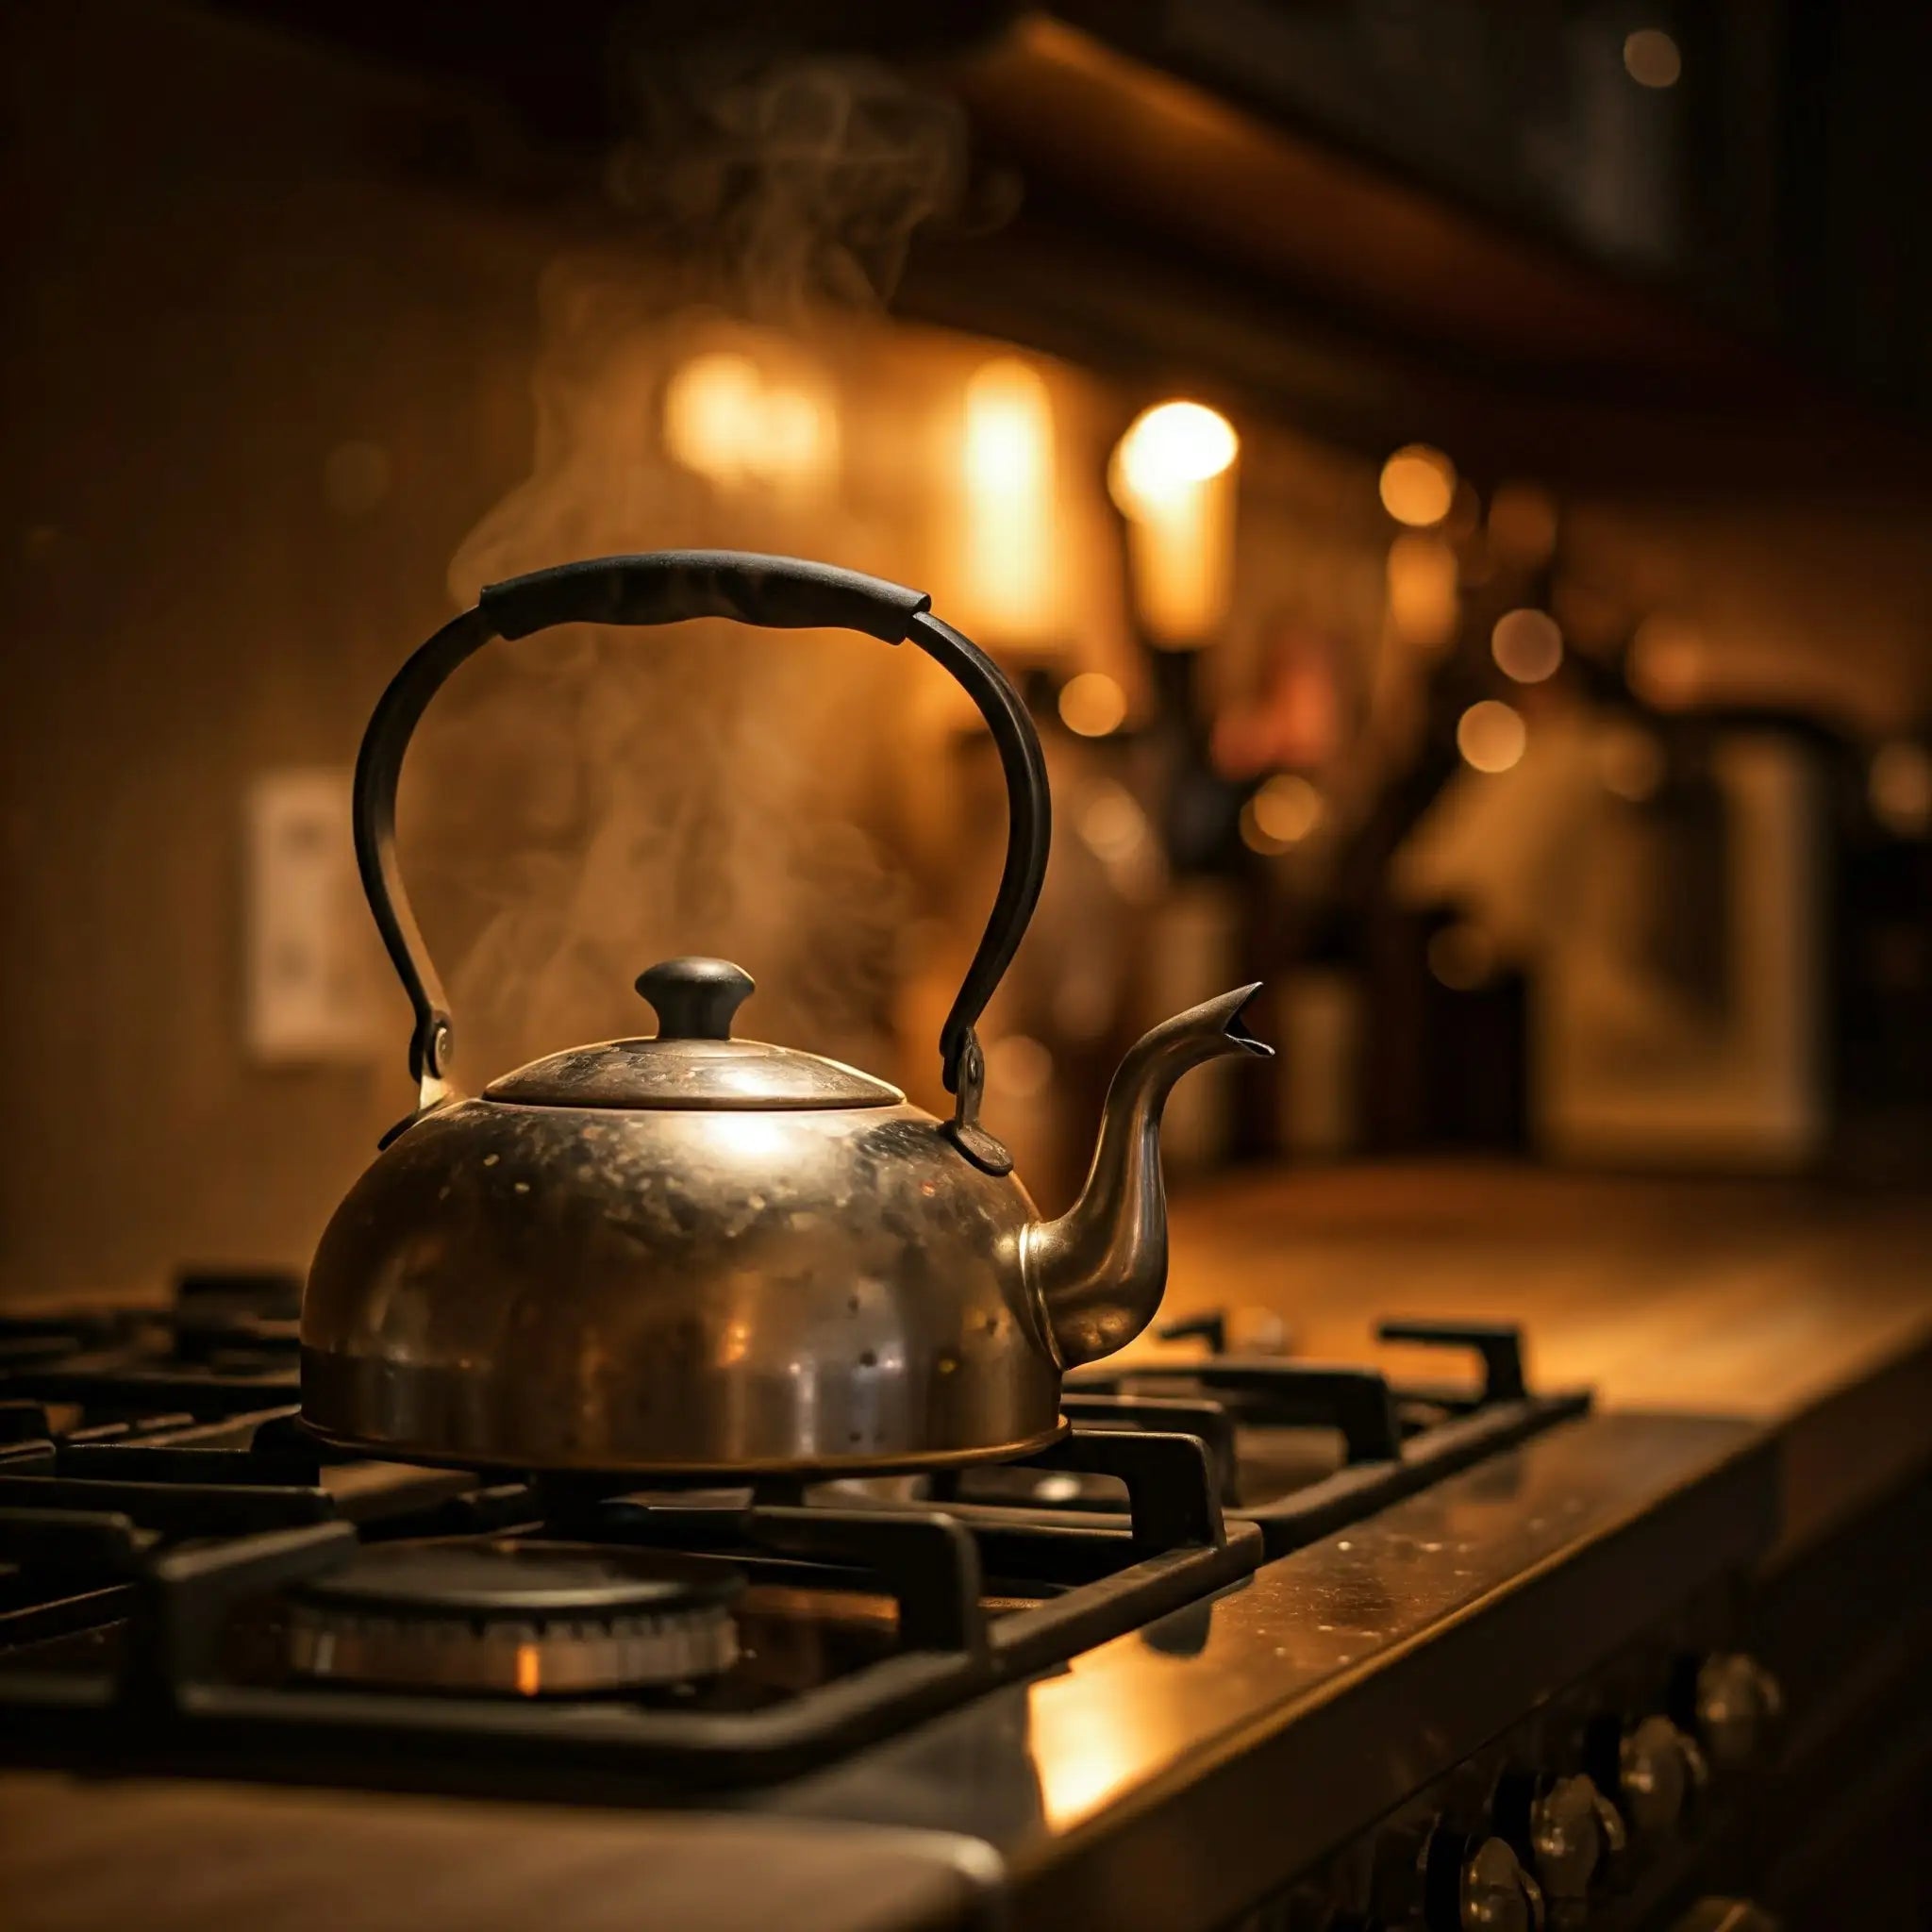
636,958,755,1041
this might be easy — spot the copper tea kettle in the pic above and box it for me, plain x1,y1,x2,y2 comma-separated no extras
301,553,1270,1474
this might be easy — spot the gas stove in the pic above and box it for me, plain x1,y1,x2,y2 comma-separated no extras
1,1274,1816,1930
0,1275,1573,1790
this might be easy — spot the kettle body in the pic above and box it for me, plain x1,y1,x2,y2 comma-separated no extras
304,1096,1060,1474
300,553,1267,1475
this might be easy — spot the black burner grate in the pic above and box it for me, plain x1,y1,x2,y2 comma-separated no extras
0,1279,1590,1797
1062,1318,1590,1557
0,1422,1257,1790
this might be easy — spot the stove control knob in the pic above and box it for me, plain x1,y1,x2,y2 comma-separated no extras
1618,1715,1708,1837
1528,1774,1626,1904
1584,1778,1629,1878
1424,1830,1546,1932
1692,1653,1784,1770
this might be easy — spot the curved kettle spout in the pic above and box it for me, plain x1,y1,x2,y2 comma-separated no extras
1024,986,1272,1369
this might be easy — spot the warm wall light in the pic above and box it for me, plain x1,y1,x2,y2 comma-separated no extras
1624,27,1682,89
1488,482,1558,568
663,349,837,491
1871,742,1932,838
1109,400,1240,648
1378,445,1457,527
1491,608,1563,684
961,358,1058,646
1058,671,1127,738
985,1032,1054,1103
1457,700,1527,774
1240,773,1324,854
1078,783,1146,861
1386,533,1459,651
1111,403,1239,510
1598,724,1665,803
759,387,830,483
1076,781,1164,903
665,352,759,483
1628,614,1705,709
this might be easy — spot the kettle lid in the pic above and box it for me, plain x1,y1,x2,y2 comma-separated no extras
481,958,903,1112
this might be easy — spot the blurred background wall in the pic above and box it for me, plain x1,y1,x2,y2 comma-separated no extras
1,4,554,1292
3,0,1929,1302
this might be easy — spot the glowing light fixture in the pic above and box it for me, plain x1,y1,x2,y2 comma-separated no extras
663,350,836,491
1109,400,1240,648
1076,781,1163,904
1378,445,1457,527
1598,724,1665,803
1110,402,1238,510
961,358,1058,645
1491,608,1563,684
1871,741,1932,839
664,352,762,485
1487,482,1558,568
1240,774,1324,855
1624,28,1682,89
1457,700,1527,774
985,1033,1053,1103
1078,783,1147,861
1386,533,1459,651
759,388,830,482
1058,671,1127,738
1628,614,1705,710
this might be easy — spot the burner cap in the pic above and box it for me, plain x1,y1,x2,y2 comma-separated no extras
288,1541,742,1696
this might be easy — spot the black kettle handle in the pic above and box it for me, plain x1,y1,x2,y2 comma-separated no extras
353,551,1050,1171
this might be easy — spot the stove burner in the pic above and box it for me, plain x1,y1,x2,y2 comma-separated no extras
3,1296,1585,1789
286,1541,743,1696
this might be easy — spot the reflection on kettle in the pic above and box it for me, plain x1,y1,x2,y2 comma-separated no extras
301,553,1270,1476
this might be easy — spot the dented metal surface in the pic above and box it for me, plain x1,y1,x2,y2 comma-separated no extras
301,978,1266,1474
302,1096,1061,1474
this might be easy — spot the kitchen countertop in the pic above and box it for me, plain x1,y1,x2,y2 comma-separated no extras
1160,1158,1932,1554
0,1780,1001,1932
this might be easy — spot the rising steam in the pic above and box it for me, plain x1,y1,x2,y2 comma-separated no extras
606,51,968,319
408,53,970,1084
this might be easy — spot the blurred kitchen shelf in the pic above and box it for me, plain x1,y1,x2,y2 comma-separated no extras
200,0,1932,491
